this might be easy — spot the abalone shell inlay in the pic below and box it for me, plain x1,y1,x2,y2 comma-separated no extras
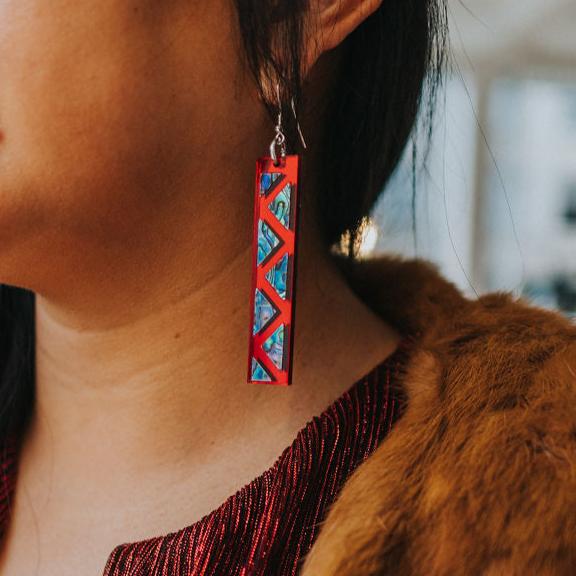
265,253,289,300
257,220,281,266
249,155,298,385
251,357,273,382
260,172,283,196
262,324,285,370
253,288,279,335
268,183,292,230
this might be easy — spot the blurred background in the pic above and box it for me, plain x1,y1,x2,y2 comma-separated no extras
363,0,576,319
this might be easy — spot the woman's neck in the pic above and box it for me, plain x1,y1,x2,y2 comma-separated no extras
18,118,401,541
31,226,400,475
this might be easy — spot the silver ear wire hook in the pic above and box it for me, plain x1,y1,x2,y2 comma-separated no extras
269,83,287,165
290,97,307,150
269,83,307,164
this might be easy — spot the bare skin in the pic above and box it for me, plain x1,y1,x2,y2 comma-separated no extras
0,0,398,574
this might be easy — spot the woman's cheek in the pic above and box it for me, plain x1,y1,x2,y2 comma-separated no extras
0,0,176,222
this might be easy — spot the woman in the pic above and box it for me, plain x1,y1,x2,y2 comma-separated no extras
0,0,574,574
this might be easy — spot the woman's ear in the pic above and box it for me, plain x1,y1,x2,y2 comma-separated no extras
304,0,383,76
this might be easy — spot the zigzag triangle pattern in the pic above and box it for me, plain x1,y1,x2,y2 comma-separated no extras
248,156,300,385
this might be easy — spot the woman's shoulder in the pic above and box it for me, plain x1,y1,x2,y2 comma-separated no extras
303,255,576,575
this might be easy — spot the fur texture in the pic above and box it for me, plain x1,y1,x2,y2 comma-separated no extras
301,255,576,575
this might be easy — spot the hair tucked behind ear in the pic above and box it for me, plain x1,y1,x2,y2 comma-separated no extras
234,0,448,249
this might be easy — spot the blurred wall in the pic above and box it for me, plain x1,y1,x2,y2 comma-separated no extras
367,0,576,318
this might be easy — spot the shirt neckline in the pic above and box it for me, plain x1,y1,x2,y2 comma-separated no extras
102,335,414,573
0,335,415,575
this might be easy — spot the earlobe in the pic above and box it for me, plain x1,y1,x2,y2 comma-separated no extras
303,0,383,77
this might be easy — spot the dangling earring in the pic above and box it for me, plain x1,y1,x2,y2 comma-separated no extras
247,84,306,385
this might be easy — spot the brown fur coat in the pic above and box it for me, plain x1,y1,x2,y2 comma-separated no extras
301,255,576,575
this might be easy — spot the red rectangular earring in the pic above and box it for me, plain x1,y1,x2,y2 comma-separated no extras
247,89,305,386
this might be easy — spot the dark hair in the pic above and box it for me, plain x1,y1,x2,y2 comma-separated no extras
0,0,447,438
0,285,35,438
237,0,447,248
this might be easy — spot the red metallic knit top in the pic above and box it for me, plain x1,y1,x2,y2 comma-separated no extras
0,337,413,576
